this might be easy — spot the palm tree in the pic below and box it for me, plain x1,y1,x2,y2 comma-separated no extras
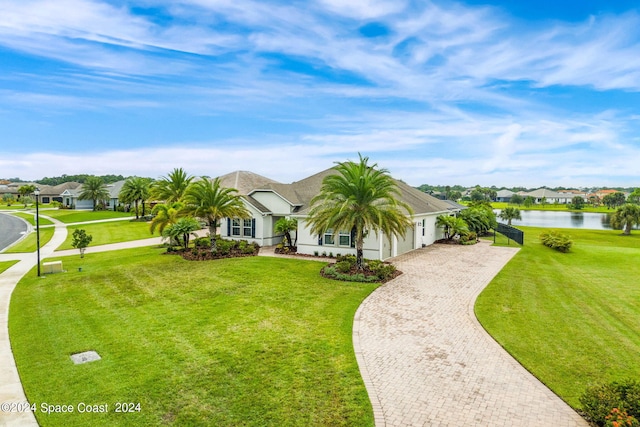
306,154,413,270
436,215,468,240
274,217,298,248
610,204,640,235
119,177,152,219
162,217,200,250
150,202,183,236
78,176,110,211
499,207,522,226
181,178,250,251
151,168,193,203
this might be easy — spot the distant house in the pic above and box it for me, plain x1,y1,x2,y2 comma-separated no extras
495,189,514,203
60,180,125,210
0,182,81,204
522,188,572,204
218,168,458,260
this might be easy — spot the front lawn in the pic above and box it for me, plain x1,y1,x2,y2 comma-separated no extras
35,209,134,223
476,227,640,408
10,249,377,426
0,260,19,273
57,221,157,250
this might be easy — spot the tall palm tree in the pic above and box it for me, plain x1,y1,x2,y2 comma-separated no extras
181,178,250,251
150,168,193,203
119,177,152,219
610,204,640,235
78,176,110,211
306,154,413,269
149,202,184,236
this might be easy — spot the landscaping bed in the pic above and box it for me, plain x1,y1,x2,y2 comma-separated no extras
321,255,401,283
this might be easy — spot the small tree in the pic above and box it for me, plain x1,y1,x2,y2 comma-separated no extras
510,194,524,205
569,196,585,210
523,196,535,207
71,229,93,258
499,207,522,225
274,217,298,249
19,184,36,207
628,189,640,205
162,217,200,250
610,204,640,235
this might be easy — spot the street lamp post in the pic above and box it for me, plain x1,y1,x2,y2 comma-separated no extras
34,187,41,277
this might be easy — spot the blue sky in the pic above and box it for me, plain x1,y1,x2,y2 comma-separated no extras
0,0,639,187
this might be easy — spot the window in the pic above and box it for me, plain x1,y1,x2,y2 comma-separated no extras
324,229,334,245
232,219,241,236
243,219,252,237
338,230,350,246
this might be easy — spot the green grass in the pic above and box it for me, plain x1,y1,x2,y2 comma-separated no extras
58,221,157,250
10,249,376,426
34,209,134,224
8,212,54,226
476,226,640,408
0,260,19,273
4,228,56,253
491,201,614,213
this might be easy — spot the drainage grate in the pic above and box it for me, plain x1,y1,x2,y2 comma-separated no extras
70,351,101,365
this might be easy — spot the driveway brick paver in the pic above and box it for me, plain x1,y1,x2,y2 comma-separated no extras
353,241,588,427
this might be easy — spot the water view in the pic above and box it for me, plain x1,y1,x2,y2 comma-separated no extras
495,209,638,231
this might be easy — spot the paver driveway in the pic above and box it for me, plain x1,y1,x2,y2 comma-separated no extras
353,241,588,427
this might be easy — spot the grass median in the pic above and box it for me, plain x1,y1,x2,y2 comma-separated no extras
476,226,640,408
4,228,55,253
10,248,377,426
58,221,158,250
36,209,134,224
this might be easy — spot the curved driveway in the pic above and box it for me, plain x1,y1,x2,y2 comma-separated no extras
353,241,588,426
0,213,29,252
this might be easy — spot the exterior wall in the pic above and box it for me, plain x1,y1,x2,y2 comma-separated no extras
295,213,447,260
295,221,382,259
221,203,284,247
250,191,293,214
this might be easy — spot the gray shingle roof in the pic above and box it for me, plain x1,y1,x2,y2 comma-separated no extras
251,167,453,216
216,171,281,195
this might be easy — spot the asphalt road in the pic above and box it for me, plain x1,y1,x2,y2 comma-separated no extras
0,213,29,252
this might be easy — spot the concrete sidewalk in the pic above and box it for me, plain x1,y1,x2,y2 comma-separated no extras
0,216,67,427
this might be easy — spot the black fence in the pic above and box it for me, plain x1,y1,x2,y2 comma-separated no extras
495,223,524,245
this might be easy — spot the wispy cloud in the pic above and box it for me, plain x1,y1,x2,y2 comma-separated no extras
0,0,639,186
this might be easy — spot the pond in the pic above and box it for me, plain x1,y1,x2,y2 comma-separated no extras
494,209,638,230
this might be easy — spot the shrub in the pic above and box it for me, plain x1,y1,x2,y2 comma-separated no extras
336,254,356,265
540,230,573,252
580,379,640,426
335,260,352,273
215,239,234,256
321,266,378,283
314,251,319,256
194,237,210,249
367,260,397,280
459,231,478,245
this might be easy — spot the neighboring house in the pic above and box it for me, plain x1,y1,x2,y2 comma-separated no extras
219,168,457,260
495,189,514,202
60,180,125,210
522,188,573,204
0,182,81,204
